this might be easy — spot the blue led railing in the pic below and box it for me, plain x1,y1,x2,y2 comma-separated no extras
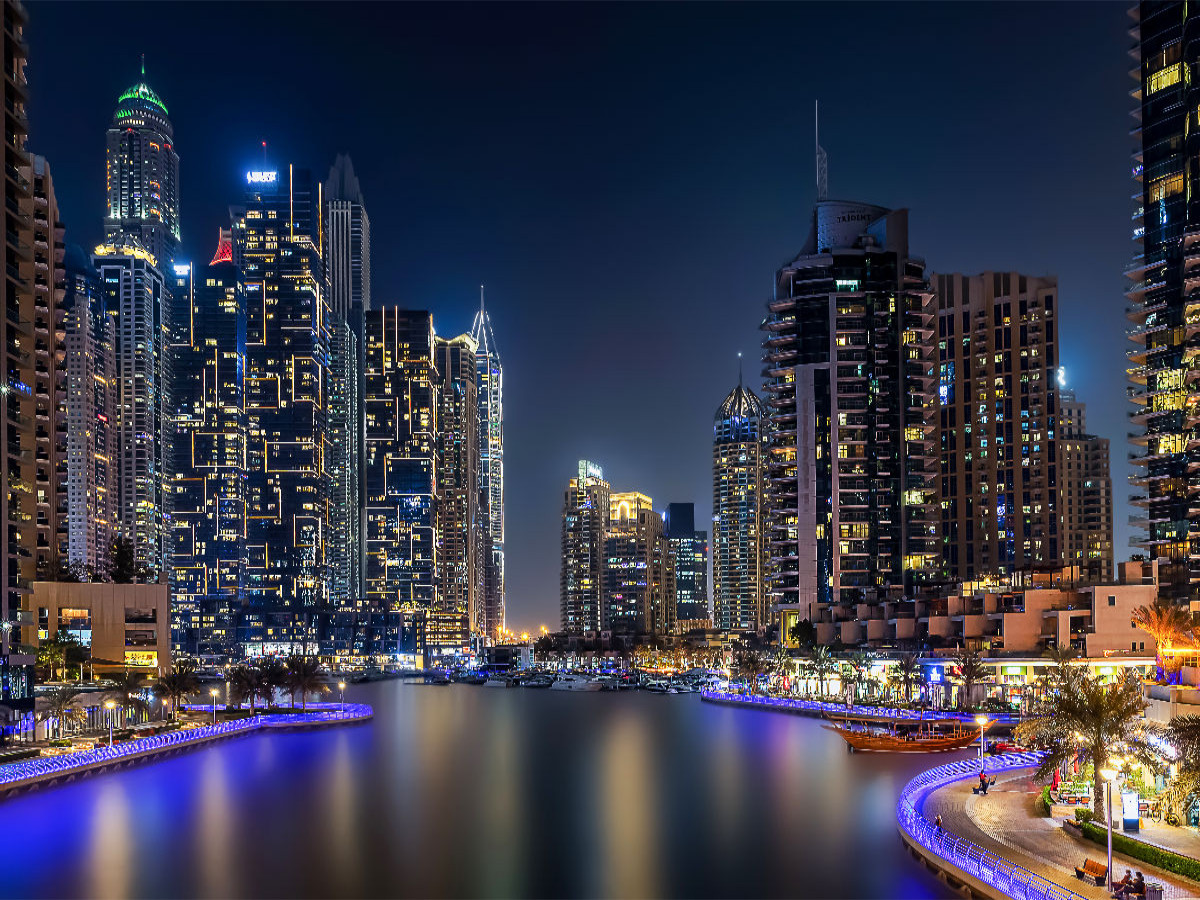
0,702,372,791
897,751,1085,900
699,689,1018,725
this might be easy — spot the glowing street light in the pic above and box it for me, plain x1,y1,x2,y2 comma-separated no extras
975,714,989,762
1098,766,1119,891
104,700,115,747
209,688,219,725
338,681,346,717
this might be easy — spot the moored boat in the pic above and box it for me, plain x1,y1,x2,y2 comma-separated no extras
548,674,603,691
823,713,992,753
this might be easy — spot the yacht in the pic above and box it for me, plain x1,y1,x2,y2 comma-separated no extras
548,674,603,692
484,675,513,688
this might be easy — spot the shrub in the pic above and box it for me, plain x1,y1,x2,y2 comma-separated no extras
1079,821,1200,882
1038,786,1052,817
1075,808,1095,824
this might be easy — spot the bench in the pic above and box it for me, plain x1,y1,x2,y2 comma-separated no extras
1073,859,1107,886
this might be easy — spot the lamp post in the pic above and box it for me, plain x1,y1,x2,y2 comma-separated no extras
209,688,218,726
338,682,345,717
975,714,989,762
104,700,115,747
1099,767,1118,891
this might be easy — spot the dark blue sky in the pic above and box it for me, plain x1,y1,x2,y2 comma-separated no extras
28,2,1134,631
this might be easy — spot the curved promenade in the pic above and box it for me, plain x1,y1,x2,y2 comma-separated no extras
699,689,1018,725
897,752,1084,900
0,701,372,799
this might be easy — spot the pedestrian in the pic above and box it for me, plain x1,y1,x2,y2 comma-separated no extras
978,771,989,795
934,815,942,831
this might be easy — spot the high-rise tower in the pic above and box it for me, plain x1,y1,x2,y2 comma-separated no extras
665,503,709,624
324,154,369,606
713,381,767,631
471,290,505,641
235,165,330,652
561,460,609,633
1127,3,1199,600
761,201,937,643
104,61,179,270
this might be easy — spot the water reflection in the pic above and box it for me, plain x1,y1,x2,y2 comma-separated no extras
2,682,954,899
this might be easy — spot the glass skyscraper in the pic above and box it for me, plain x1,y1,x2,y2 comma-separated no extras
471,293,505,641
664,502,708,624
560,460,609,633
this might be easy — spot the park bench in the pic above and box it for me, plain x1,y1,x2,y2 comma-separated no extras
1073,858,1107,886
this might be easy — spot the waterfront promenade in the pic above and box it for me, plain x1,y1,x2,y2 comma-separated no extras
0,701,372,799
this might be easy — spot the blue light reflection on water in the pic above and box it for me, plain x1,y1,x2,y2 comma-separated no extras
2,682,955,899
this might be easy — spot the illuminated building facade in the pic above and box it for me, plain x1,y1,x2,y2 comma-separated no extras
2,0,36,725
104,63,179,270
22,155,66,578
713,383,767,631
603,492,675,634
934,272,1060,580
665,502,708,622
235,166,331,652
1060,389,1114,583
471,292,505,640
761,201,937,641
560,460,609,633
364,308,437,613
325,154,369,607
169,234,247,660
94,235,170,581
434,333,480,649
64,246,115,577
1127,3,1200,600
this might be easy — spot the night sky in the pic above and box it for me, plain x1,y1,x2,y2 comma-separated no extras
28,2,1133,632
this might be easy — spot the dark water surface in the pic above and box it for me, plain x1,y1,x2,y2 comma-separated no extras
2,682,958,899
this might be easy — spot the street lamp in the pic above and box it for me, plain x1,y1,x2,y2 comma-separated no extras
209,688,218,726
338,681,345,717
975,714,989,762
104,700,115,747
1099,766,1118,891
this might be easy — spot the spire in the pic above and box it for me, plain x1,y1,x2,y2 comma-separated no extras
738,352,743,388
815,100,828,202
140,53,145,77
480,284,485,313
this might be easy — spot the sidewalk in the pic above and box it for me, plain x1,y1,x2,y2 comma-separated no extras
922,768,1200,900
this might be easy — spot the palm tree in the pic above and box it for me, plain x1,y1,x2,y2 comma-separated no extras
255,657,288,710
894,652,922,705
285,655,329,711
228,664,261,712
839,661,863,707
1132,600,1195,681
107,671,151,725
1015,669,1163,819
42,685,85,739
953,647,989,711
847,652,873,700
809,646,836,698
153,662,200,719
731,648,763,691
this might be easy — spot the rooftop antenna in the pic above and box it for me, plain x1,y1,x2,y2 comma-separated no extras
480,284,485,313
261,141,268,169
738,351,743,388
140,54,145,78
815,100,828,202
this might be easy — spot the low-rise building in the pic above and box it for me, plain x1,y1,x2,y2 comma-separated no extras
26,582,171,676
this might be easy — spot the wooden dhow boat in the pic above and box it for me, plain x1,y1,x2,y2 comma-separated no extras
822,712,993,753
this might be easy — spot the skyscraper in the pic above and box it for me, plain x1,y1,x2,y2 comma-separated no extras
170,232,247,660
94,234,170,581
712,381,767,631
561,460,609,633
761,201,937,643
104,62,179,270
471,291,504,641
235,165,330,652
1128,3,1197,600
22,155,66,579
64,245,115,578
1060,389,1114,584
934,272,1060,581
434,334,481,645
2,0,36,725
325,154,370,606
664,503,708,624
364,308,437,613
603,492,675,634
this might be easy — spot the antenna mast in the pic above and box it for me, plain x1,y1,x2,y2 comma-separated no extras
815,100,828,202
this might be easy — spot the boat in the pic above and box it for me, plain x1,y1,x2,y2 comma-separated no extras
548,674,603,692
484,675,514,688
644,680,677,694
523,673,554,689
822,713,993,753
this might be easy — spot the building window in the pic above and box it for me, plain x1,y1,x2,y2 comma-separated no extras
1108,595,1116,607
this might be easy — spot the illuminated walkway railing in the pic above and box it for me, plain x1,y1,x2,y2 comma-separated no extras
0,702,373,793
699,689,1016,724
897,751,1084,900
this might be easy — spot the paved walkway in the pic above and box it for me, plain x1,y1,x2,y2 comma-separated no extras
923,768,1200,900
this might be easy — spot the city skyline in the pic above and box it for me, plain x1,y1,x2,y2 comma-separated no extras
27,2,1133,630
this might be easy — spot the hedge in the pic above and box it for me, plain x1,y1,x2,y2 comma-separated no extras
1079,821,1200,882
1038,786,1052,817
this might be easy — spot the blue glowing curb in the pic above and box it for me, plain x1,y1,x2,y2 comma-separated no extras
700,689,1018,725
897,751,1085,900
0,702,372,792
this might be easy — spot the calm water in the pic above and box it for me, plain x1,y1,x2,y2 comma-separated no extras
2,681,958,899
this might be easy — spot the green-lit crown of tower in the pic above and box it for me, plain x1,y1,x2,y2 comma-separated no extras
116,81,168,116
